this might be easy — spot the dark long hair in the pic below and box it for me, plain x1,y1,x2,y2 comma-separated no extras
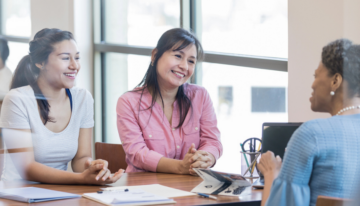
10,28,75,124
134,28,204,128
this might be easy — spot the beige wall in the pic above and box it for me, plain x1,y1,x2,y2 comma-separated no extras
288,0,360,122
30,0,93,94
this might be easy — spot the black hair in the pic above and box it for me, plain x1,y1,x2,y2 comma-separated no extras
134,28,204,128
10,28,75,124
322,38,360,97
0,37,10,65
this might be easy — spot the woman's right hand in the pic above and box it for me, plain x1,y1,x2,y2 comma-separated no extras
80,160,124,185
179,143,197,174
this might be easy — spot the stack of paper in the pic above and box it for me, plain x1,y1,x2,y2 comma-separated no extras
83,188,176,206
0,187,81,203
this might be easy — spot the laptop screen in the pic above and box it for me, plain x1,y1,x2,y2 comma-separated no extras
261,123,302,160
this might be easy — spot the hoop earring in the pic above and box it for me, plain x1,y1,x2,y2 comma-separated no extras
330,91,335,96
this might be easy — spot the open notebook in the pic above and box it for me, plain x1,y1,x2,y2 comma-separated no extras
0,187,81,203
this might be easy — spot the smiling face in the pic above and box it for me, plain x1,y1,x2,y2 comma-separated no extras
155,43,197,90
310,62,334,112
37,39,80,89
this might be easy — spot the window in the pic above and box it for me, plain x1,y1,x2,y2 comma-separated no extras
201,0,288,58
0,0,31,72
251,87,286,112
94,0,288,174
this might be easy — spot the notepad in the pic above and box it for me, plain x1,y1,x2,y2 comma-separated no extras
102,184,196,198
83,188,176,206
0,187,81,203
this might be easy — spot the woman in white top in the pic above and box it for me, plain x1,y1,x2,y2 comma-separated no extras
0,28,123,184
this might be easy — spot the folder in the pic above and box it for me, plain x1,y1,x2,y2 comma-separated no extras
0,187,81,203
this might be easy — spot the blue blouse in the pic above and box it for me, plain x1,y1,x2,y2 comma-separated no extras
265,114,360,206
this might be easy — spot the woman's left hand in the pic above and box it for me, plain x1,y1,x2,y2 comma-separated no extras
84,158,112,181
189,151,215,176
258,151,282,180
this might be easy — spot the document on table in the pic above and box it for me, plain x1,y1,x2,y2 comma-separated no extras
191,168,251,196
0,187,81,203
102,184,196,198
83,188,176,206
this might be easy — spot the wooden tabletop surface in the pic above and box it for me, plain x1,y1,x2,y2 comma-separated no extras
0,172,262,206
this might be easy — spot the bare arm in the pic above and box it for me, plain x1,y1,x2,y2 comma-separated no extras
156,143,196,174
71,128,93,172
4,129,122,185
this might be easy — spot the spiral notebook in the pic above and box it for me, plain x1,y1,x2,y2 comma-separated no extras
0,187,81,203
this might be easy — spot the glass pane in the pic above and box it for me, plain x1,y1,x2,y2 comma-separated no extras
201,0,288,58
6,42,28,73
201,63,288,174
105,53,150,143
1,0,31,37
105,0,180,47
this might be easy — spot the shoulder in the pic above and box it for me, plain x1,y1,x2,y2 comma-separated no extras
2,66,12,76
183,83,209,99
5,85,35,102
69,87,93,102
118,88,146,104
184,83,207,94
291,117,338,144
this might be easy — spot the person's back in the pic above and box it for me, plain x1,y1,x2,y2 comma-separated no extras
259,39,360,206
278,114,360,206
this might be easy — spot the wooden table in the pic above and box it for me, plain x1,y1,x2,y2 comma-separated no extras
0,172,262,206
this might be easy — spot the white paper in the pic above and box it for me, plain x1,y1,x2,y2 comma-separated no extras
102,184,195,198
84,189,172,205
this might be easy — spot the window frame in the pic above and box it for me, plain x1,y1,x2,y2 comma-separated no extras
0,0,31,43
93,0,288,143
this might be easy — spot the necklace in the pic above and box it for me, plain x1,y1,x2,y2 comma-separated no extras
336,105,360,116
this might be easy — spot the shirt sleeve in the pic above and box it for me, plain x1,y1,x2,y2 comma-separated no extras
0,90,31,129
80,90,94,128
116,94,163,172
265,122,318,206
197,89,223,162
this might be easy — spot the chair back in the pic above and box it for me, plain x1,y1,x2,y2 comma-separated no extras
95,142,127,173
316,195,350,206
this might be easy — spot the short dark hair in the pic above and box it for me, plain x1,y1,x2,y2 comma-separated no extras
0,37,10,64
322,39,360,97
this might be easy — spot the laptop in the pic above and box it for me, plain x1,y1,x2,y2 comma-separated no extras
252,122,302,189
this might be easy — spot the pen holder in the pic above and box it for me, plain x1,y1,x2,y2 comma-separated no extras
240,151,261,179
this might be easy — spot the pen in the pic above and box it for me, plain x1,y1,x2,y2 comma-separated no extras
197,193,217,200
242,153,260,176
97,189,129,194
240,143,250,168
251,143,262,174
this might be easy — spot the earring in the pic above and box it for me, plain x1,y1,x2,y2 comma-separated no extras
330,91,335,96
151,62,154,66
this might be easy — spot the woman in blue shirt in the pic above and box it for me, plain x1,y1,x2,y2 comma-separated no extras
258,39,360,206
